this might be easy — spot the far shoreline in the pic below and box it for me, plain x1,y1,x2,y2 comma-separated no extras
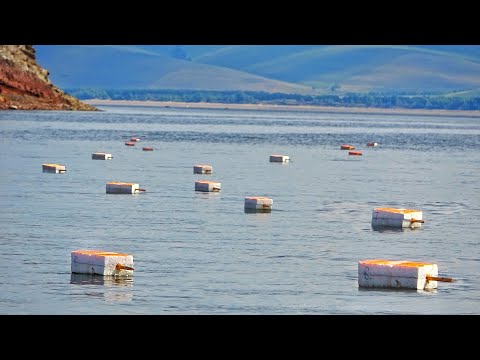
84,99,480,118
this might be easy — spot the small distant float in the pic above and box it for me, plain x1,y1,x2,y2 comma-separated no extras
42,163,66,173
193,164,212,174
269,154,290,162
367,142,378,147
142,147,154,151
372,207,424,229
195,180,221,192
130,137,140,142
106,182,146,194
349,151,362,156
340,144,355,150
125,141,135,146
92,152,113,160
244,196,273,212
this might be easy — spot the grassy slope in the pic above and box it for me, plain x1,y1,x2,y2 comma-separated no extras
184,45,480,93
35,45,314,94
36,45,480,95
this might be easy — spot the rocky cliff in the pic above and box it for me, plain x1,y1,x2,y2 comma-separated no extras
0,45,97,110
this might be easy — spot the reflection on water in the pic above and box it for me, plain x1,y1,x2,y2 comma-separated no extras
70,274,134,302
357,287,438,294
371,226,420,232
70,273,134,286
244,209,272,214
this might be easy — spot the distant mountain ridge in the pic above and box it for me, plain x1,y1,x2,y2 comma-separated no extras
35,45,480,96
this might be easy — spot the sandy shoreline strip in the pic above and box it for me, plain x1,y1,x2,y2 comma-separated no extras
85,99,480,117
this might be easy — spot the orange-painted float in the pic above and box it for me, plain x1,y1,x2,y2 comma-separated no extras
340,144,355,150
71,249,134,276
372,207,424,229
358,259,453,290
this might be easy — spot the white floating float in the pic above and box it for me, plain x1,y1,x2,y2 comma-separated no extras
244,196,273,211
42,163,66,173
193,164,212,174
372,207,424,229
71,249,134,276
358,259,447,290
195,180,221,192
92,152,113,160
367,142,378,147
106,182,145,194
130,137,140,142
270,154,289,162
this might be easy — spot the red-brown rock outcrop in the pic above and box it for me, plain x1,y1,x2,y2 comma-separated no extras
0,45,97,111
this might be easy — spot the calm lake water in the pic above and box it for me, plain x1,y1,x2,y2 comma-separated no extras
0,104,479,315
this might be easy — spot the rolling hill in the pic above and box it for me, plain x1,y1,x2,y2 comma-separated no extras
34,45,314,94
35,45,480,95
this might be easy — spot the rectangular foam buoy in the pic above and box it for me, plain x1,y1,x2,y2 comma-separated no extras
244,196,273,210
195,180,221,192
92,152,113,160
358,259,438,290
142,147,154,151
270,154,289,162
106,182,141,194
130,137,140,142
349,151,362,156
372,207,424,229
341,144,355,150
125,141,135,146
42,163,66,173
193,164,212,174
71,249,134,276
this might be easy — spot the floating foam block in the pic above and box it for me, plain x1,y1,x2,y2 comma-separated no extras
372,207,424,229
106,182,140,194
125,141,135,146
195,180,221,192
349,151,362,156
92,152,113,160
367,142,378,147
42,163,66,173
340,144,355,150
142,147,154,151
244,196,273,211
270,154,289,162
130,137,140,142
358,259,438,290
71,249,134,276
193,164,212,174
